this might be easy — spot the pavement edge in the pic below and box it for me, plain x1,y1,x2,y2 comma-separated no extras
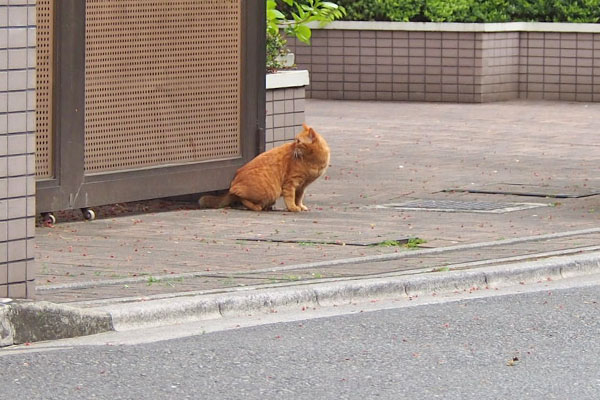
2,251,599,346
97,251,600,331
0,301,114,347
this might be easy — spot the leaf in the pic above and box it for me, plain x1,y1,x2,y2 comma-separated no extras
267,8,285,20
321,2,339,9
295,25,312,44
266,0,277,10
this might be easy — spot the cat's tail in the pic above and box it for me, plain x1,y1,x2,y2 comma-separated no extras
198,192,238,209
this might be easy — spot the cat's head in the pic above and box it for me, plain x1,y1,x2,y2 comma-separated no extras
293,123,329,159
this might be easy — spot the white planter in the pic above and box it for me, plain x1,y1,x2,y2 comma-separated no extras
266,69,309,90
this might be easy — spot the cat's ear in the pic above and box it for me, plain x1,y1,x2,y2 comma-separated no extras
308,128,316,142
302,122,310,131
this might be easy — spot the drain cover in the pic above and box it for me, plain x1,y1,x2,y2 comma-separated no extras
374,199,548,213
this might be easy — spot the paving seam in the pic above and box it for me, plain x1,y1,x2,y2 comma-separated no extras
36,227,600,292
68,245,600,308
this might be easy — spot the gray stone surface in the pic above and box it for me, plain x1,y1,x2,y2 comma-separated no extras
19,99,600,344
6,301,113,346
0,304,15,347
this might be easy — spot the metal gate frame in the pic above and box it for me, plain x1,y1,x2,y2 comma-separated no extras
36,0,266,214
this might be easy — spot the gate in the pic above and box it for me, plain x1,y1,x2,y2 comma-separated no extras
36,0,265,217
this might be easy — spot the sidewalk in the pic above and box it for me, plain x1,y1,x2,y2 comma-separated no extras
7,99,600,344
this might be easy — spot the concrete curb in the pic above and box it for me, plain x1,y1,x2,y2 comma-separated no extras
2,251,599,346
92,251,600,331
0,301,113,347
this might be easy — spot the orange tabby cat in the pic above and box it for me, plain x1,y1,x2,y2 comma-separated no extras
198,123,330,212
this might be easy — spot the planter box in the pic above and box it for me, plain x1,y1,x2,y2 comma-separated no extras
286,21,600,103
265,70,309,149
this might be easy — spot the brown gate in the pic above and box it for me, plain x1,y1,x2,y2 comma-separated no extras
36,0,265,216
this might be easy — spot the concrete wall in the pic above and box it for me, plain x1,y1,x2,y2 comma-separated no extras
286,22,600,103
0,0,37,299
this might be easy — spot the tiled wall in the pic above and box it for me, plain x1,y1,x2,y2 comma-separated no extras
481,32,520,102
519,32,600,102
287,24,600,103
265,87,305,149
0,1,37,299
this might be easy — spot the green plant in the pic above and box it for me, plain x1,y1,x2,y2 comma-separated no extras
372,239,405,247
278,0,347,44
335,0,600,22
267,0,346,71
405,237,426,249
336,0,425,21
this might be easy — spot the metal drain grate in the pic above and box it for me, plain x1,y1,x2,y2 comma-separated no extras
374,199,548,213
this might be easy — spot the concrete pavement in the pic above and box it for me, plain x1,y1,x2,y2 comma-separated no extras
2,99,600,346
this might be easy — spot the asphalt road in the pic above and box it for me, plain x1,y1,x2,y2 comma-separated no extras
2,283,599,400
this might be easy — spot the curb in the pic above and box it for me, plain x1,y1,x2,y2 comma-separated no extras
0,301,113,347
2,251,599,346
91,250,600,331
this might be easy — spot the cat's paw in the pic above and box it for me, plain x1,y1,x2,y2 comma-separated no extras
286,205,302,212
299,205,309,211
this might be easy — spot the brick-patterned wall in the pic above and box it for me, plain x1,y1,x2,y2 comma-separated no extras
289,29,489,102
481,32,520,102
296,30,489,103
0,0,36,299
287,22,600,103
265,87,305,150
519,32,599,102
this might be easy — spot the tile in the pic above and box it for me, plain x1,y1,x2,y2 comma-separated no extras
284,126,295,140
284,112,294,127
273,114,285,128
273,127,285,141
294,98,305,112
7,91,26,113
327,81,343,91
7,239,26,262
0,28,7,50
7,70,26,92
7,197,26,219
7,260,26,283
0,178,6,199
7,152,27,177
7,218,26,241
7,48,27,69
7,175,26,197
272,100,284,115
7,112,26,134
0,49,7,70
26,279,35,299
0,92,7,114
293,112,304,126
265,127,273,143
7,27,26,47
7,282,26,298
8,6,27,26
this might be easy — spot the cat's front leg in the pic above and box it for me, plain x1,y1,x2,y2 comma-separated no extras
295,187,308,211
282,185,302,212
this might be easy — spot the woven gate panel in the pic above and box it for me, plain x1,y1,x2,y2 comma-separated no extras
84,0,242,173
35,0,54,179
